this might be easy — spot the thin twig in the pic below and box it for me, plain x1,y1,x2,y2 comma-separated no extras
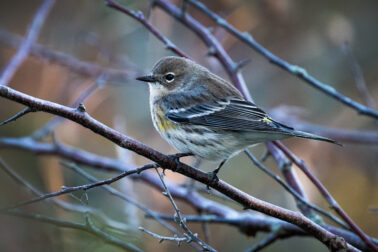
0,85,360,251
269,106,378,145
0,157,132,231
0,30,135,82
0,0,55,87
151,2,375,251
62,161,181,236
274,140,378,251
4,209,142,252
245,231,286,252
0,107,35,126
155,167,216,252
32,76,106,139
245,150,348,229
152,0,252,101
2,163,156,211
342,43,376,109
139,227,191,245
106,0,190,58
185,0,378,119
0,135,372,251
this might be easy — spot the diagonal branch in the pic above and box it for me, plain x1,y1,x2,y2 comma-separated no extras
0,85,358,251
106,0,190,59
152,0,252,101
0,30,135,82
274,140,377,251
245,150,348,229
185,0,378,120
2,162,156,210
155,167,216,251
4,209,142,252
0,135,373,251
0,107,35,126
0,0,55,87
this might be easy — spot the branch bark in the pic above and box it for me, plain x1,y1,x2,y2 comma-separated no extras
0,85,359,251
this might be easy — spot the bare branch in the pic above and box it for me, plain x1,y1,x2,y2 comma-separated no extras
155,167,216,251
0,0,55,87
184,0,378,120
147,213,375,251
4,209,142,252
0,135,372,251
32,76,106,139
152,0,252,101
0,85,359,251
269,106,378,145
139,227,191,245
2,162,156,210
246,231,288,252
0,107,35,126
274,140,377,251
0,30,135,82
106,0,190,59
244,150,348,229
342,43,376,109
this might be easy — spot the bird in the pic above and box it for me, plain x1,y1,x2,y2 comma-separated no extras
136,56,339,180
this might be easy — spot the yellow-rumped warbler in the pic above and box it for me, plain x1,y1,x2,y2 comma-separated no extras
137,56,338,178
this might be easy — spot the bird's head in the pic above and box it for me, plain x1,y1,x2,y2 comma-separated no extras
136,56,207,97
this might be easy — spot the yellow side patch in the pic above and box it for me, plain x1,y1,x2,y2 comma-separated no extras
156,108,178,132
262,117,272,123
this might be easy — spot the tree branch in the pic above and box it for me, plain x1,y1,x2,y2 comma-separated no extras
4,209,143,252
106,0,190,59
0,134,372,251
0,0,55,87
185,0,378,120
274,140,377,251
2,162,156,211
152,0,252,101
0,85,359,251
0,30,135,82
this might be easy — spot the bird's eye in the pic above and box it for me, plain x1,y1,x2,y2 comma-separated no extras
165,73,175,82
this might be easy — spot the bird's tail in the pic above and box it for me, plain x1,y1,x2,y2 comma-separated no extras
289,130,342,146
271,120,342,146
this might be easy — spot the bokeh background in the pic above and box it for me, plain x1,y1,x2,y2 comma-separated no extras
0,0,377,251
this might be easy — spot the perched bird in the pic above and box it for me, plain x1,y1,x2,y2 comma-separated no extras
137,56,339,179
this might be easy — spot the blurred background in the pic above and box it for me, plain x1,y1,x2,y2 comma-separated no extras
0,0,377,251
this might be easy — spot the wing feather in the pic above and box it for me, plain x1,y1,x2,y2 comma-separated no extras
166,98,293,132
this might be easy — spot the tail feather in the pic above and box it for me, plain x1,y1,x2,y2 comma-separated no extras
270,121,342,146
289,130,342,146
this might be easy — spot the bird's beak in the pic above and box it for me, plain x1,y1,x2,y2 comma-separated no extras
136,75,157,83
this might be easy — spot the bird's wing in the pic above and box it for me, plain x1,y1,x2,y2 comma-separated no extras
165,97,294,132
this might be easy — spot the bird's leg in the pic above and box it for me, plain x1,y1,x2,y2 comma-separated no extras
168,152,193,172
207,159,227,186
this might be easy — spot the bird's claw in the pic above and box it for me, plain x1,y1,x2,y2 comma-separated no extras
168,153,192,172
206,170,220,190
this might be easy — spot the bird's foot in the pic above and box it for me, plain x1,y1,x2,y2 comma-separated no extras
206,169,220,190
168,152,192,172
